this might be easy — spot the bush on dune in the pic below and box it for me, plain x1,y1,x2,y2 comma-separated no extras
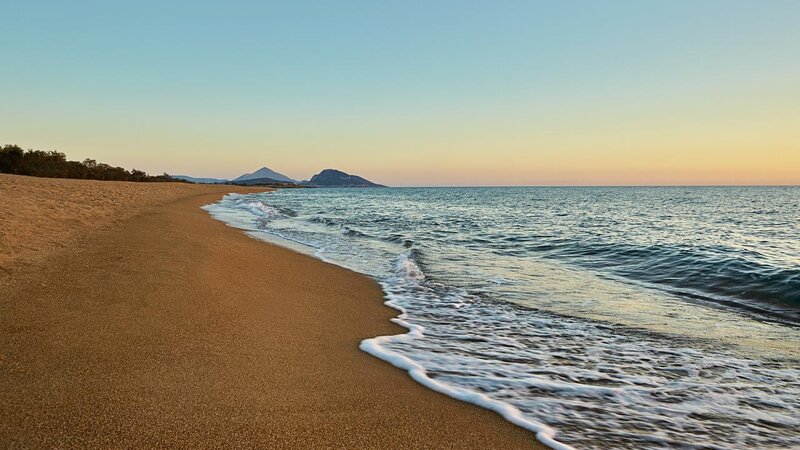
0,144,176,182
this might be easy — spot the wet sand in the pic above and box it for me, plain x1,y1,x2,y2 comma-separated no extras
0,174,543,448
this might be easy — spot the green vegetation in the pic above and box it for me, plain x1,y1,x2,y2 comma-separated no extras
0,145,175,182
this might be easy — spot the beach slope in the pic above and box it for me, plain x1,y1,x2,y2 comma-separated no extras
0,174,542,448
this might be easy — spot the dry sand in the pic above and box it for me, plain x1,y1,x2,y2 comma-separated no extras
0,174,544,448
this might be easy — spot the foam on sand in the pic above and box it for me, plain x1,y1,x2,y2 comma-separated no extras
360,294,576,450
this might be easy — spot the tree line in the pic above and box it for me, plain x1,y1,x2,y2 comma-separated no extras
0,145,177,182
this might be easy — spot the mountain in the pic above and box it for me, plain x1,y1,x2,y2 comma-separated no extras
234,167,295,183
172,168,382,187
232,177,297,186
304,169,385,187
171,175,229,184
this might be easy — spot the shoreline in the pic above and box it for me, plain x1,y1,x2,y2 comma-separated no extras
207,191,573,449
0,175,545,448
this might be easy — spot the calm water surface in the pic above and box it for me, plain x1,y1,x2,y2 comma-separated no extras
207,187,800,449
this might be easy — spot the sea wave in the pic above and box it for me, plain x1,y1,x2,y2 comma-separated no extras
536,241,800,321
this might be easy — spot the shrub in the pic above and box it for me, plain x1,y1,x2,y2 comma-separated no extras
0,145,180,182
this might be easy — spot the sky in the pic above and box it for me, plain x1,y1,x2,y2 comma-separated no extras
1,1,798,186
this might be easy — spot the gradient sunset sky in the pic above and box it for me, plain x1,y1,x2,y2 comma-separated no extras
2,1,798,186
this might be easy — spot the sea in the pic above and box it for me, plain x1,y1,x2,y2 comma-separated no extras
204,186,800,450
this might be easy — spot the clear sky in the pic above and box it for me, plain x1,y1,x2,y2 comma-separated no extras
1,1,798,185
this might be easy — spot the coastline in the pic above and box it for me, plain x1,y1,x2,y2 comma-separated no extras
0,175,544,448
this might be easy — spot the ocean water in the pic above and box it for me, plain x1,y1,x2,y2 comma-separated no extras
205,187,800,450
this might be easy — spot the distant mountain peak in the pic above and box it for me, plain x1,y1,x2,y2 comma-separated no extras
306,169,385,187
234,166,295,183
170,175,229,184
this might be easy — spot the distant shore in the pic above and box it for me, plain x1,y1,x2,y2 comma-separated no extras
0,174,542,448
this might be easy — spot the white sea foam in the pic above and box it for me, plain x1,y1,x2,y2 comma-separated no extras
395,251,425,280
360,293,576,450
243,200,282,219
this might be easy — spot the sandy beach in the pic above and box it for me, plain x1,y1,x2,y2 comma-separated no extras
0,174,542,448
